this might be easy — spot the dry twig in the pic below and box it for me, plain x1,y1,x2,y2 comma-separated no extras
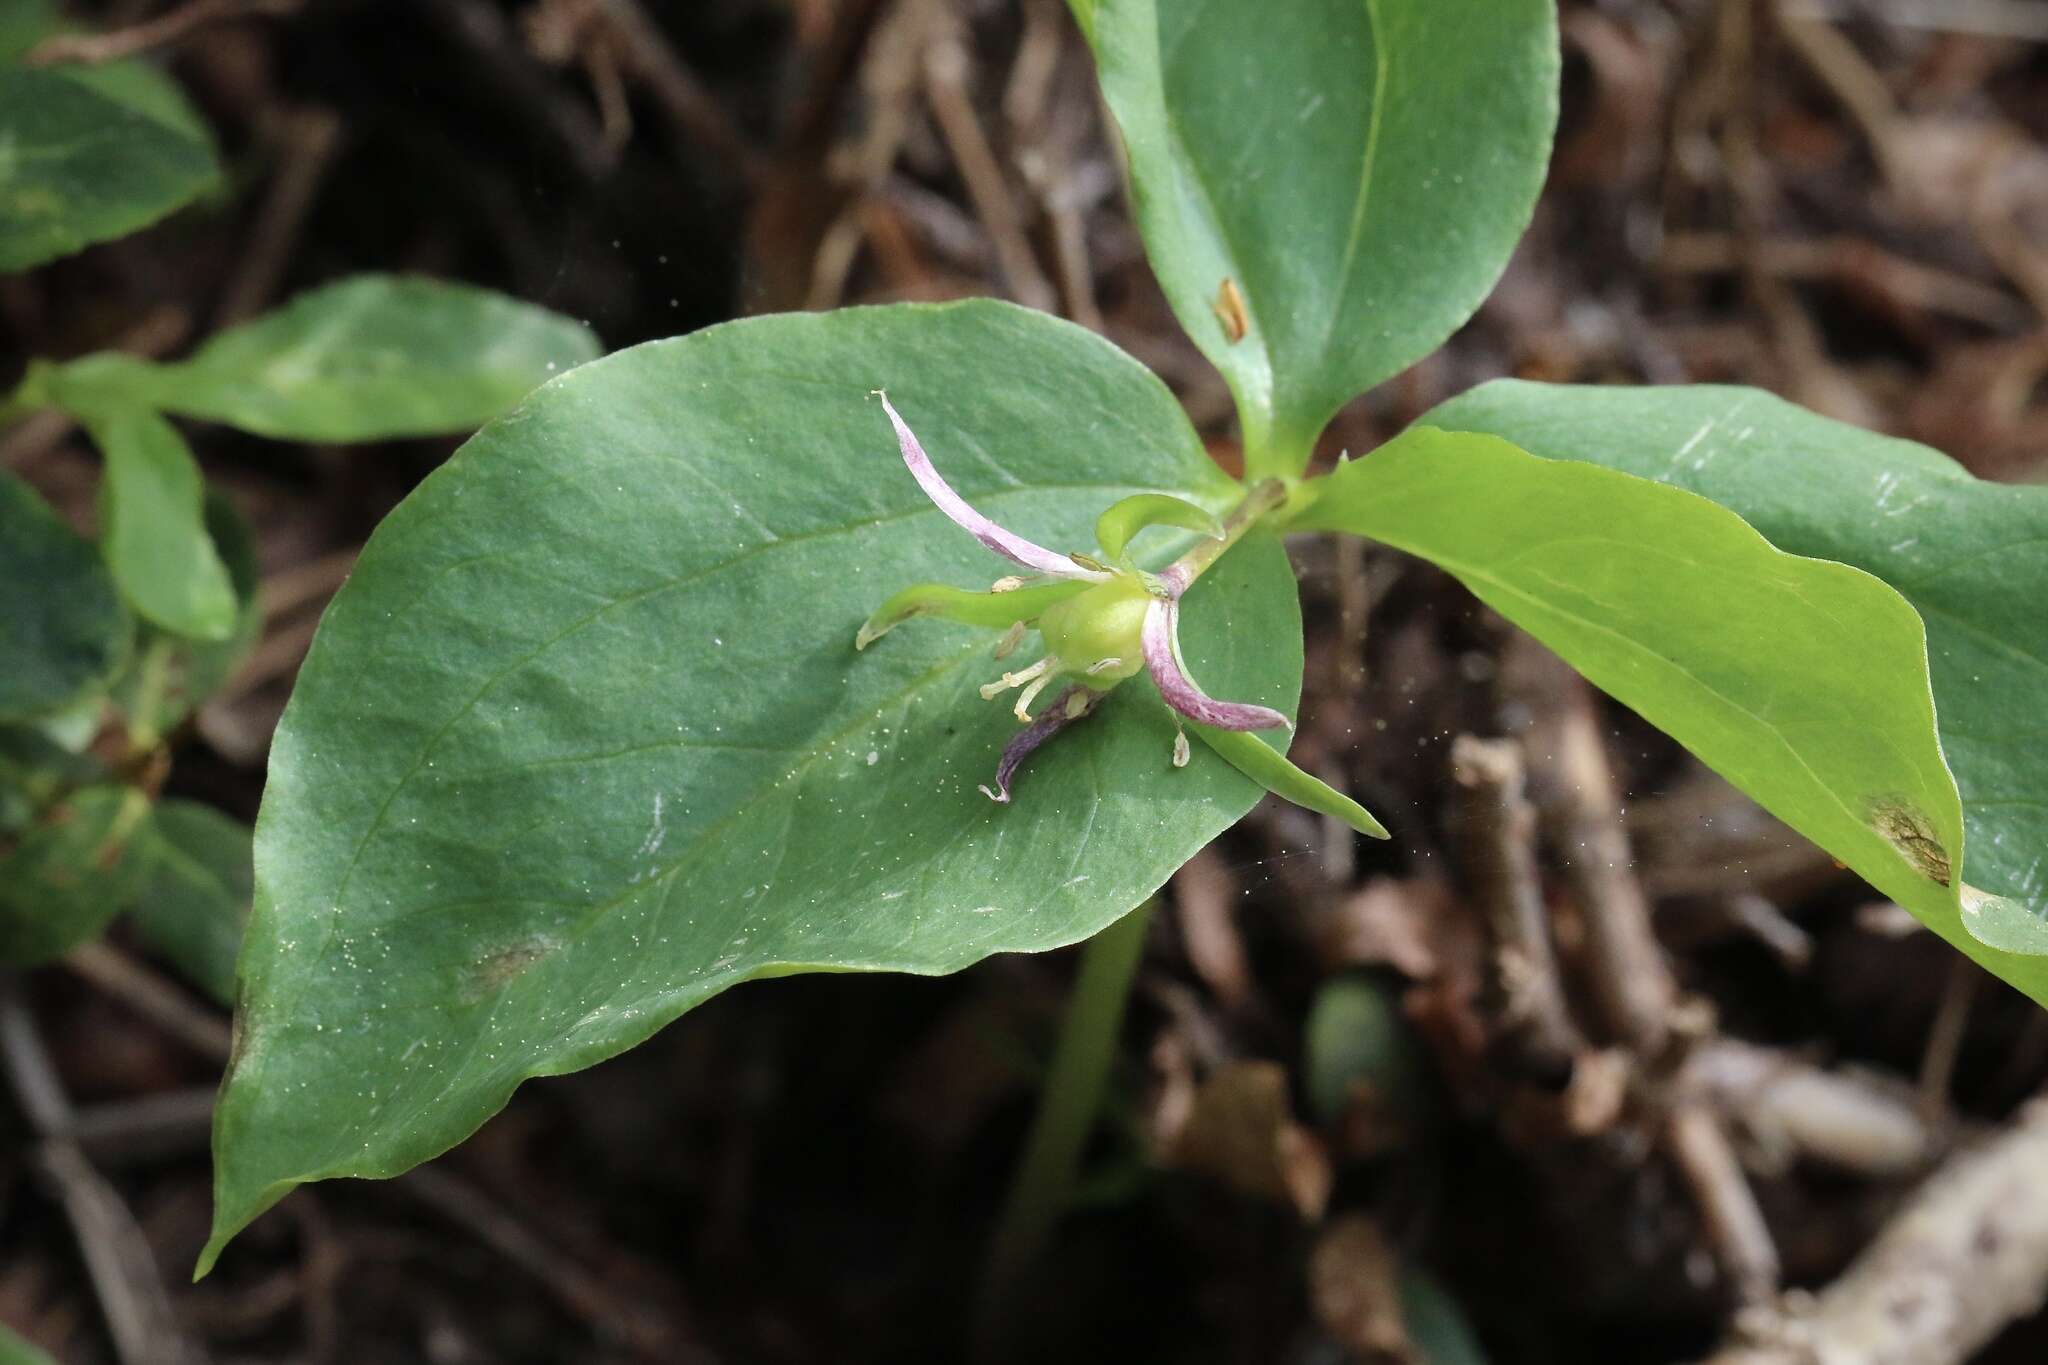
0,984,203,1365
1449,736,1585,1075
24,0,299,66
1698,1098,2048,1365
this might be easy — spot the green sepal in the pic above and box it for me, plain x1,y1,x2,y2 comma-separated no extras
855,579,1091,651
1190,723,1389,838
1094,493,1223,564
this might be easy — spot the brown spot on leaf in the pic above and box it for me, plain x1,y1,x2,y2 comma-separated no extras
463,938,559,1002
1212,277,1249,342
1866,797,1952,886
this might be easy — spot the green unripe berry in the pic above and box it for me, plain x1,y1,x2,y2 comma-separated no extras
1036,577,1151,684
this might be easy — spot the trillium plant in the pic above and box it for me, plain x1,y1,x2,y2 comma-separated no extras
862,394,1384,832
6,0,2046,1304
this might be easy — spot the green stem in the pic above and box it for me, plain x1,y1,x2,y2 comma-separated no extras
975,900,1156,1345
124,637,176,754
1161,477,1288,590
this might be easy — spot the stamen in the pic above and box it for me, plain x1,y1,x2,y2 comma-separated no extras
1173,728,1191,768
1064,690,1092,719
979,656,1052,701
1013,673,1053,722
991,576,1028,594
994,621,1027,660
1085,657,1124,676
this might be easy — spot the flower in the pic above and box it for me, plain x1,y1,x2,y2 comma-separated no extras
858,393,1288,804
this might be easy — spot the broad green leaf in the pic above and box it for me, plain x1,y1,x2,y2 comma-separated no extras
110,493,262,741
0,472,129,720
205,300,1302,1269
1428,383,2048,962
1293,427,2039,1000
0,0,57,59
0,783,150,964
1,0,216,142
1082,0,1556,477
54,276,603,441
0,1319,60,1365
0,67,215,271
77,403,237,641
129,800,252,1006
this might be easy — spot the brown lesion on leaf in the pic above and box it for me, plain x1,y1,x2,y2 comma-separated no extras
462,938,560,1002
1866,796,1953,886
1212,277,1249,343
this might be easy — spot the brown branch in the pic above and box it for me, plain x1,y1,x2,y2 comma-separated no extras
215,108,345,328
1524,676,1679,1055
63,940,232,1061
597,0,765,184
25,0,300,66
1685,1038,1935,1179
0,984,204,1365
1667,1101,1782,1308
1697,1098,2048,1365
1449,736,1585,1076
922,24,1058,314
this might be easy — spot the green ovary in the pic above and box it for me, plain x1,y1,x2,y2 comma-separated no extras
1036,577,1151,684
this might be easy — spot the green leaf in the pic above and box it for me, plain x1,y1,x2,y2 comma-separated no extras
76,403,237,641
56,275,603,441
1303,973,1424,1125
1190,722,1387,838
130,800,252,1006
1295,427,2022,997
0,783,150,964
0,67,216,271
0,1319,60,1365
0,0,216,142
0,472,130,721
1428,383,2048,964
0,0,58,59
1094,492,1221,562
1082,0,1556,477
205,300,1302,1269
110,492,262,740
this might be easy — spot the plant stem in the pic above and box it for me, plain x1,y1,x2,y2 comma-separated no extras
1160,477,1288,593
975,900,1156,1346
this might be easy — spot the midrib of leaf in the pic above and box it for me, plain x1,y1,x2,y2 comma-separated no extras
1321,0,1388,355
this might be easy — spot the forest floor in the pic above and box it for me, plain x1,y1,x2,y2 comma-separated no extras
5,0,2048,1361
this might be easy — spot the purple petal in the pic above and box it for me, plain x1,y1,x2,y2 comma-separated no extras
879,394,1102,580
1141,598,1290,732
979,685,1099,803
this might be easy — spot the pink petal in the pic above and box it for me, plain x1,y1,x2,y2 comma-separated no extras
979,685,1099,803
1141,598,1290,732
879,394,1102,579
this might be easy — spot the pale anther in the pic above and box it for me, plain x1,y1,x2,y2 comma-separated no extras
1014,673,1053,722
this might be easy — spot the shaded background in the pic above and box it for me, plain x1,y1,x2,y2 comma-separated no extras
5,0,2048,1360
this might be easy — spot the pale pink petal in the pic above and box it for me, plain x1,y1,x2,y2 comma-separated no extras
1141,598,1289,732
879,394,1102,579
